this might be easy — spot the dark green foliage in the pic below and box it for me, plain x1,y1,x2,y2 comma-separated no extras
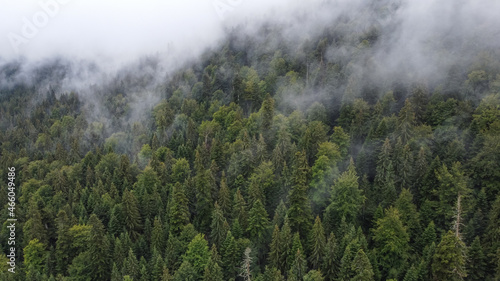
2,12,499,280
432,230,467,281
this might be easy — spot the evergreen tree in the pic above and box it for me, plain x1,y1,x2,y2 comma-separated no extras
280,217,293,272
122,248,139,280
203,244,224,281
87,214,111,280
151,216,165,252
55,210,72,275
248,199,270,242
218,172,232,217
233,189,249,230
327,158,364,225
184,234,210,280
466,236,486,281
402,265,418,281
168,182,190,233
211,202,229,247
122,189,142,240
287,151,313,237
372,207,409,280
350,249,374,281
221,231,238,280
309,216,326,269
173,261,197,281
374,138,397,208
432,230,467,281
268,225,281,269
322,232,339,281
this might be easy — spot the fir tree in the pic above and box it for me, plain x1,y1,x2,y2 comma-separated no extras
466,236,486,281
268,225,281,270
432,230,467,281
322,232,339,281
309,216,326,269
287,151,313,237
203,244,224,281
122,189,142,240
350,249,374,281
211,202,229,247
168,182,190,233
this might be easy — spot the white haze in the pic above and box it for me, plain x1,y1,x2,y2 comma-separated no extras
0,0,499,114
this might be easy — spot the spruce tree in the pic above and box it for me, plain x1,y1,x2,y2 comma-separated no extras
122,189,142,240
87,214,111,280
432,230,467,281
268,225,281,270
211,202,229,247
248,199,270,242
287,151,313,237
168,182,190,233
184,234,210,280
374,138,397,208
466,236,486,281
122,248,139,280
372,207,409,279
309,216,326,269
203,244,224,281
322,232,339,281
350,249,374,281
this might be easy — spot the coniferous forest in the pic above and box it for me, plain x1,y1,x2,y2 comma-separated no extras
1,1,500,281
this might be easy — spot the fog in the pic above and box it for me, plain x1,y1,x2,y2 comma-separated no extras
1,0,499,117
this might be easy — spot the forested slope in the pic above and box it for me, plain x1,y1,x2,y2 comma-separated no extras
1,1,500,280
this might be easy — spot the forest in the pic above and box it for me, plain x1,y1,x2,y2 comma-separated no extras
1,0,500,280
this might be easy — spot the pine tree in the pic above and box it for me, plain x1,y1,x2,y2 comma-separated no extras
55,210,72,275
151,216,165,252
396,99,415,144
168,182,190,233
248,199,269,242
304,269,325,281
239,247,253,281
221,231,238,280
272,200,287,228
151,249,165,281
432,230,467,281
184,234,210,280
372,207,409,280
233,189,249,230
417,221,436,253
466,236,486,281
309,216,326,269
402,265,418,281
287,151,312,237
322,232,339,281
328,158,364,225
268,225,281,270
109,204,125,237
111,262,122,281
218,172,232,217
280,217,293,272
262,265,284,281
350,249,374,281
374,138,397,208
122,189,142,240
122,248,139,280
288,248,307,281
203,244,224,281
211,202,229,247
87,214,111,280
173,261,197,281
395,188,420,245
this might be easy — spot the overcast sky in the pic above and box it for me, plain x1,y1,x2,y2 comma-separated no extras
0,0,303,65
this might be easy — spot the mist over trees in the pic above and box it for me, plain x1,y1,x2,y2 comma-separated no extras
1,0,500,280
